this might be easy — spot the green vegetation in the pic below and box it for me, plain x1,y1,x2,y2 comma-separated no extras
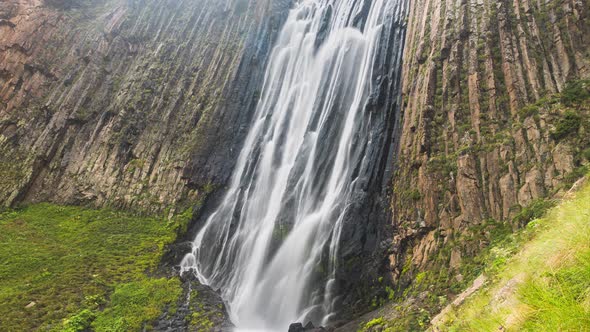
0,203,191,331
550,110,582,140
92,278,181,331
512,198,556,227
360,218,520,330
361,176,590,331
518,104,540,120
188,309,215,331
564,165,590,188
539,79,590,142
409,190,422,201
0,143,34,205
434,176,590,331
560,79,590,106
361,317,385,331
126,158,146,174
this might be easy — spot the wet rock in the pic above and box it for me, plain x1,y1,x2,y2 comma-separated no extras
154,274,232,332
160,241,193,275
288,322,326,332
289,323,305,332
314,5,332,50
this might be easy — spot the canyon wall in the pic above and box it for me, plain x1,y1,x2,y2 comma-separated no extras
2,0,590,326
0,0,406,322
391,0,589,292
0,0,289,215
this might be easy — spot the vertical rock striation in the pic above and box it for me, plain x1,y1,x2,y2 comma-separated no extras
392,0,589,288
0,0,289,214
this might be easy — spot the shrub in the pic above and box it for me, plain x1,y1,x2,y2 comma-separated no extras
410,189,422,201
563,165,589,188
550,110,581,140
62,309,96,332
519,104,539,119
513,198,556,226
560,79,590,106
363,317,385,330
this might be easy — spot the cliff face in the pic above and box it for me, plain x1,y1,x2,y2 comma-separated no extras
391,0,589,291
0,0,406,323
2,0,590,327
0,0,289,214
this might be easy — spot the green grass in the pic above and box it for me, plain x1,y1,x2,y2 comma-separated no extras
0,203,190,331
518,251,590,331
434,177,590,331
92,278,181,332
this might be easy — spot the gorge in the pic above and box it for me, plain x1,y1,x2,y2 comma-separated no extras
0,0,589,331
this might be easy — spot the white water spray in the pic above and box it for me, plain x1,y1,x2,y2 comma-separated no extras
181,0,407,330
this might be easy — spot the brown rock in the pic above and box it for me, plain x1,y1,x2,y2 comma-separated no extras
390,0,589,285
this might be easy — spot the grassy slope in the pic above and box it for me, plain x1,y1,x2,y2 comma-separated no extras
432,177,590,331
0,204,191,331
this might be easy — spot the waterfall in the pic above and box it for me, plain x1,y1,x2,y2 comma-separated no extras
181,0,407,330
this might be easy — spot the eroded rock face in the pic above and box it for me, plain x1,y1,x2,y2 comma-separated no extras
154,273,233,332
391,0,589,284
0,0,290,214
0,0,407,323
2,0,588,326
0,0,410,324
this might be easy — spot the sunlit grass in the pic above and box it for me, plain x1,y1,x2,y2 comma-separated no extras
438,178,590,331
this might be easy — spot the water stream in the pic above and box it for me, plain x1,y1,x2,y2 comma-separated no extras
181,0,407,330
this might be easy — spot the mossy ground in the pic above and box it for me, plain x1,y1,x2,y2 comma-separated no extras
0,204,191,331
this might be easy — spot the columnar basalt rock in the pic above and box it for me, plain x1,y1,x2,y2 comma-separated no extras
2,0,590,327
0,0,289,214
392,0,589,285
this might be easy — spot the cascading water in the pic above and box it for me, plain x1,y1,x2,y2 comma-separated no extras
181,0,407,330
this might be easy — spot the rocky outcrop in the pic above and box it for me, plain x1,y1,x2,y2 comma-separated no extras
288,322,327,332
154,275,233,332
0,0,289,214
391,0,589,295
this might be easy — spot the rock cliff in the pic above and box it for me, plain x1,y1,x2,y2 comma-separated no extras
391,0,589,305
2,0,590,328
0,0,289,214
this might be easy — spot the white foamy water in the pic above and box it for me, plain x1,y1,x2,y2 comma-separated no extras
181,0,407,330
